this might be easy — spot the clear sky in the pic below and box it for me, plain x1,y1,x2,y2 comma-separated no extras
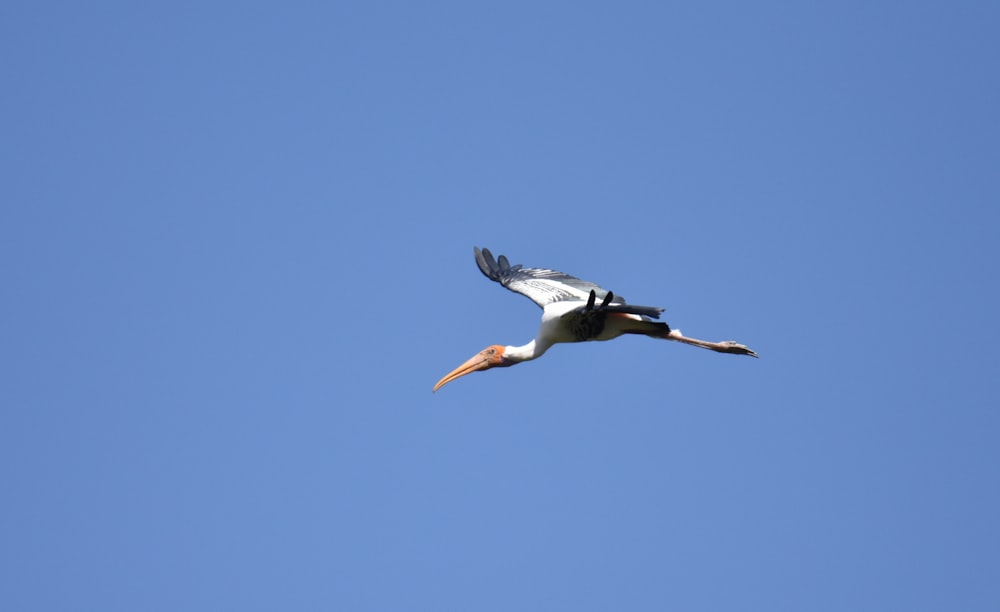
2,2,998,610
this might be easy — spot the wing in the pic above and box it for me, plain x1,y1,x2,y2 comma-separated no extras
559,290,669,340
562,289,666,320
474,246,626,309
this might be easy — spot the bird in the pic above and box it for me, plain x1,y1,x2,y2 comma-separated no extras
433,247,758,392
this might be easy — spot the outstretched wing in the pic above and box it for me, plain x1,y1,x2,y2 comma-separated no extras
474,246,626,309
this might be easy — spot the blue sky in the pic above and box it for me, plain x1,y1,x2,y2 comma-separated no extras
2,1,998,610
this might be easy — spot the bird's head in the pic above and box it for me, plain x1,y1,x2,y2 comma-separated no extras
433,344,512,392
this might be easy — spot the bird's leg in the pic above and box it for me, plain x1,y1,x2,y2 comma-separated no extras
666,329,759,358
585,290,597,311
600,291,614,308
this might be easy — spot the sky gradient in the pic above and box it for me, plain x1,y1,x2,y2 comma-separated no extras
3,2,999,610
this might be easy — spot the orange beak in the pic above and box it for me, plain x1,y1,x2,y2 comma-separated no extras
433,346,506,392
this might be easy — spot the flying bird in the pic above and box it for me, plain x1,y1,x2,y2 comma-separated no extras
433,247,758,391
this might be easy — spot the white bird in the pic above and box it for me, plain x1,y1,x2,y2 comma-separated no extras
433,247,758,392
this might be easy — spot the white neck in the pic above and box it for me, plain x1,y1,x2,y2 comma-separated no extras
504,339,551,363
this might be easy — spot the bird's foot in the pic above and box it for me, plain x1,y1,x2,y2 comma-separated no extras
720,341,758,358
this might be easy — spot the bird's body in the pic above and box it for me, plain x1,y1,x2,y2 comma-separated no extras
433,247,757,391
499,301,660,361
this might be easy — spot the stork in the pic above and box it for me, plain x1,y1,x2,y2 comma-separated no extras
433,247,758,392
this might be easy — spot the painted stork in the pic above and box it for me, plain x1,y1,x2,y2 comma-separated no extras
433,247,758,392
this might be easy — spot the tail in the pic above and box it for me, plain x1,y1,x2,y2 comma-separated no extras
601,303,666,319
613,315,672,338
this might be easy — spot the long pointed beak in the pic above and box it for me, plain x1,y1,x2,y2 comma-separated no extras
433,353,491,392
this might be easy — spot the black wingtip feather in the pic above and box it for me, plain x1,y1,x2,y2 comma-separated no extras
475,246,499,281
476,247,519,280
